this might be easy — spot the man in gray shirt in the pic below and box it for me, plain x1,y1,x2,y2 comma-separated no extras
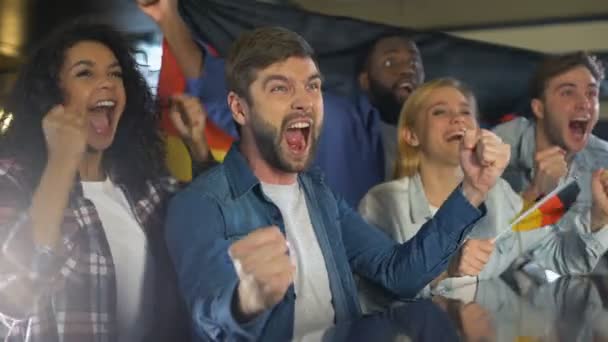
494,51,608,275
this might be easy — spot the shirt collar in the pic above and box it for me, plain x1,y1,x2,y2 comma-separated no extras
354,90,381,126
223,143,260,198
223,143,325,199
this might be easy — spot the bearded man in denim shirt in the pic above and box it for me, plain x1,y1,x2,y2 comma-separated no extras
165,27,511,341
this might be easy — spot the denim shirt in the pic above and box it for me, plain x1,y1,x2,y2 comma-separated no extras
357,174,522,311
165,144,485,341
494,117,608,274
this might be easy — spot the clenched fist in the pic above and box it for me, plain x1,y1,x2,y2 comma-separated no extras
137,0,177,25
229,226,295,322
42,105,88,165
523,147,567,202
447,239,495,277
460,129,511,207
169,94,209,162
591,169,608,232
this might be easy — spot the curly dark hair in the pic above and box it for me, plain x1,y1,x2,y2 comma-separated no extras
0,19,167,197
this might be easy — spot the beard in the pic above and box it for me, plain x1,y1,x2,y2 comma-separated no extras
367,76,404,126
249,109,319,173
542,116,568,151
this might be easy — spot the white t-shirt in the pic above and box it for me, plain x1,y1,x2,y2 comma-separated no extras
81,179,155,342
260,181,335,338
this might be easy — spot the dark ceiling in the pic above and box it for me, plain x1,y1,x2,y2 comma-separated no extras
0,0,292,101
0,0,164,102
14,0,158,51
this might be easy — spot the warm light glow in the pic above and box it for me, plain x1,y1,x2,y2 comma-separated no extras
0,0,29,58
0,108,13,134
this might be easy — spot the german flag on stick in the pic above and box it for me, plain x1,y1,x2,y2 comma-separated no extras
495,179,580,240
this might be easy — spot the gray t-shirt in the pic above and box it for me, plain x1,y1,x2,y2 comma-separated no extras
379,120,397,181
261,181,335,338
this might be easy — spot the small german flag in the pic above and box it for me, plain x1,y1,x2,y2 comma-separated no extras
510,179,580,232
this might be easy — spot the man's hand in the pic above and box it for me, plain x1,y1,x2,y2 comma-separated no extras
168,94,209,162
447,239,495,277
522,146,567,202
229,227,295,322
138,0,203,78
591,169,608,232
460,129,511,207
137,0,178,26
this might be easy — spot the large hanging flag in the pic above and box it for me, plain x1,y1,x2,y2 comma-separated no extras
158,38,234,181
508,179,581,233
178,0,547,124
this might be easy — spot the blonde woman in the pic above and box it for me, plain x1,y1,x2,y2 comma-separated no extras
358,78,598,311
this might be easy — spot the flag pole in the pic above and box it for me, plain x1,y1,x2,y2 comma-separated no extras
493,178,577,242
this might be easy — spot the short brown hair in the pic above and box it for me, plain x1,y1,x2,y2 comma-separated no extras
529,51,605,100
225,26,317,102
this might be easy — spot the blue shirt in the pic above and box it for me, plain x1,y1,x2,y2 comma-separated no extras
165,144,485,341
187,53,385,207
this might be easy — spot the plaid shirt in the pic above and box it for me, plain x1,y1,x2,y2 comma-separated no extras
0,160,190,342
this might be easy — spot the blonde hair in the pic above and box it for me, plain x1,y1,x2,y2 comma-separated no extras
393,78,478,179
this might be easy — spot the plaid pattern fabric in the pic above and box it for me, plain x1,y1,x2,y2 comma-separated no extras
0,160,180,341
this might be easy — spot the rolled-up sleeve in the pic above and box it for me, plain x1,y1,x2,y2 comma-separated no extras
0,164,70,318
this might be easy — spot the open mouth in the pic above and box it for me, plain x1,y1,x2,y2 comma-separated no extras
284,120,312,155
445,129,466,142
394,81,414,98
568,117,590,140
88,99,116,136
